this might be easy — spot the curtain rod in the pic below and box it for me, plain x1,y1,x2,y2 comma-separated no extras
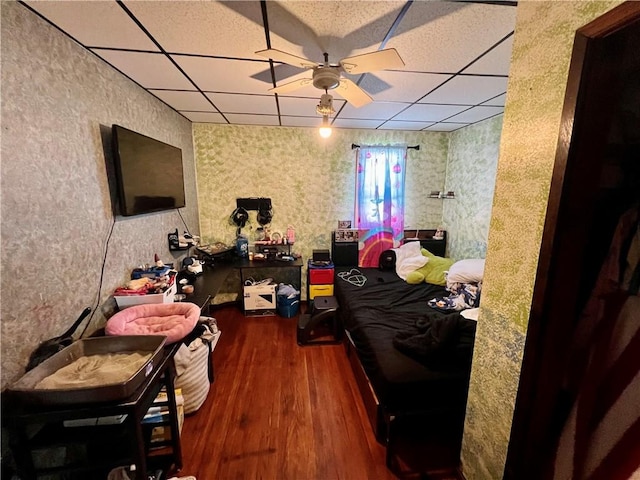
351,143,420,150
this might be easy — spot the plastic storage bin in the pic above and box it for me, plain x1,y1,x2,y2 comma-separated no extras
115,282,177,309
309,267,334,284
309,284,334,300
277,293,300,318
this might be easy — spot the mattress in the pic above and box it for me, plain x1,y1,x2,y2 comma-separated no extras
334,267,476,413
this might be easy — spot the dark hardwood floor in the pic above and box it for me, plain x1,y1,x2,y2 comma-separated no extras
174,305,398,480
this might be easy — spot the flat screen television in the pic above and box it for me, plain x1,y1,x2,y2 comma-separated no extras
112,125,186,216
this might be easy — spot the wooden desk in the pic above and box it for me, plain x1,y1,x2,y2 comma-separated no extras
3,343,182,480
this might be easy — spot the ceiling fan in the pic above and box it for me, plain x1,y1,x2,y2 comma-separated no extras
255,48,405,108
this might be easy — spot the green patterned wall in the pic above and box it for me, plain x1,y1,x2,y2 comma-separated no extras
443,115,503,260
460,2,623,479
193,124,449,298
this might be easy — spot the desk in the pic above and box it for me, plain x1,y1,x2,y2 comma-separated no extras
3,343,182,480
237,258,303,314
183,258,303,313
181,263,234,312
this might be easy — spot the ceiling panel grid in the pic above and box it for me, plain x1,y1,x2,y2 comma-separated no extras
21,0,517,132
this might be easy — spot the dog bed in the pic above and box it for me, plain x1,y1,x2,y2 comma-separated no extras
106,303,200,344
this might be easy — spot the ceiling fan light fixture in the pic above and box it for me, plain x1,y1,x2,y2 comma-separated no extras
319,115,332,139
316,93,335,116
312,67,341,91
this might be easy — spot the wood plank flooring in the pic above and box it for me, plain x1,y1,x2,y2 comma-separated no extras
175,305,397,480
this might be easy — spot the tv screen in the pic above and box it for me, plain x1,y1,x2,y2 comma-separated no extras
112,125,186,216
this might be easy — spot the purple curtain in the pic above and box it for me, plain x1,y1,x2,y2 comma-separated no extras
355,146,407,267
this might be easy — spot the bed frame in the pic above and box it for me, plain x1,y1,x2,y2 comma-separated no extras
342,328,466,478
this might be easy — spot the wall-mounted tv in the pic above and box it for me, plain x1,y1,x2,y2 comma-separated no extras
112,125,186,216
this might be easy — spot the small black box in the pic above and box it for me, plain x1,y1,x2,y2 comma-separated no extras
312,249,331,262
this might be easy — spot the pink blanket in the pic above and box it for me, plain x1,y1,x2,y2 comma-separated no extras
106,303,200,344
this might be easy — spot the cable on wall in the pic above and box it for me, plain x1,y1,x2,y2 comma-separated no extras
177,208,192,236
79,216,117,338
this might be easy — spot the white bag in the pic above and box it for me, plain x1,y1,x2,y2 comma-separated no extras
174,319,219,414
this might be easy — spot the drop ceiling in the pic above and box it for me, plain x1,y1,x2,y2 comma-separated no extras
22,0,517,132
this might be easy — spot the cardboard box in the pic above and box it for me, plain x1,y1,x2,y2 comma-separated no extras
243,284,276,310
114,281,177,309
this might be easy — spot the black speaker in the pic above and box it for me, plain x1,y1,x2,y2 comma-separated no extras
331,232,359,266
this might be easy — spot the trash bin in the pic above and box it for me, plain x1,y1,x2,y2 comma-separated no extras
277,293,300,318
277,284,300,318
276,293,300,318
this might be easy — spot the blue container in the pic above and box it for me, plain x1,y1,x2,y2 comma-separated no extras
236,235,249,258
277,294,300,318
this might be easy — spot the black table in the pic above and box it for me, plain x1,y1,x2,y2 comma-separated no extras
181,258,303,314
3,343,182,480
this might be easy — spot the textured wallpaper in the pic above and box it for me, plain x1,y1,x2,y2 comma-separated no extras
460,1,623,479
193,124,450,297
443,115,502,260
0,3,198,389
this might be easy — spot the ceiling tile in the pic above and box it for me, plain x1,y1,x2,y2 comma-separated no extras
171,56,271,94
180,111,227,124
281,116,325,128
278,96,345,117
386,2,516,73
446,106,504,123
481,93,506,107
149,90,214,112
265,1,407,64
91,50,193,90
425,123,469,132
378,120,434,131
204,93,278,115
123,1,267,59
223,114,280,126
359,71,452,103
419,75,508,105
23,1,159,51
339,102,408,120
332,119,383,129
462,35,514,76
394,104,470,122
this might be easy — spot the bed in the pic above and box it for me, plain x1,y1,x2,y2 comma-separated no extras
333,265,477,475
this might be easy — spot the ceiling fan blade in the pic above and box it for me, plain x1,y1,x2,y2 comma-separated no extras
255,49,318,70
270,78,313,94
334,79,373,108
339,48,405,74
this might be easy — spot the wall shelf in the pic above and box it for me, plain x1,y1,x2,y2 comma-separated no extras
429,191,456,199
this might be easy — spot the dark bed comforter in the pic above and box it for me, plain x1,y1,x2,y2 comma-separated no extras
334,267,476,414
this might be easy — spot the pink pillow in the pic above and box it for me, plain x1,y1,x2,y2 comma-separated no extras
106,303,200,344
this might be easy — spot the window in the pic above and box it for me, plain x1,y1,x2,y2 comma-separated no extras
355,146,406,267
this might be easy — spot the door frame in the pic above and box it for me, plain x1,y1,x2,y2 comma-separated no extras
503,3,640,479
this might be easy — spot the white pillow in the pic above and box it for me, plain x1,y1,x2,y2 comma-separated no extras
447,259,485,284
392,241,428,280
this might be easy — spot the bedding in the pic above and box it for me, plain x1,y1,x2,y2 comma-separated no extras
406,248,455,285
334,267,476,413
428,281,482,311
106,302,200,344
392,241,428,280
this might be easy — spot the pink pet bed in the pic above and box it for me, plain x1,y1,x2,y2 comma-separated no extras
106,303,200,344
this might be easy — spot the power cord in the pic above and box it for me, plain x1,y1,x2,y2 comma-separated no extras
244,277,274,286
176,208,191,236
79,216,117,338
